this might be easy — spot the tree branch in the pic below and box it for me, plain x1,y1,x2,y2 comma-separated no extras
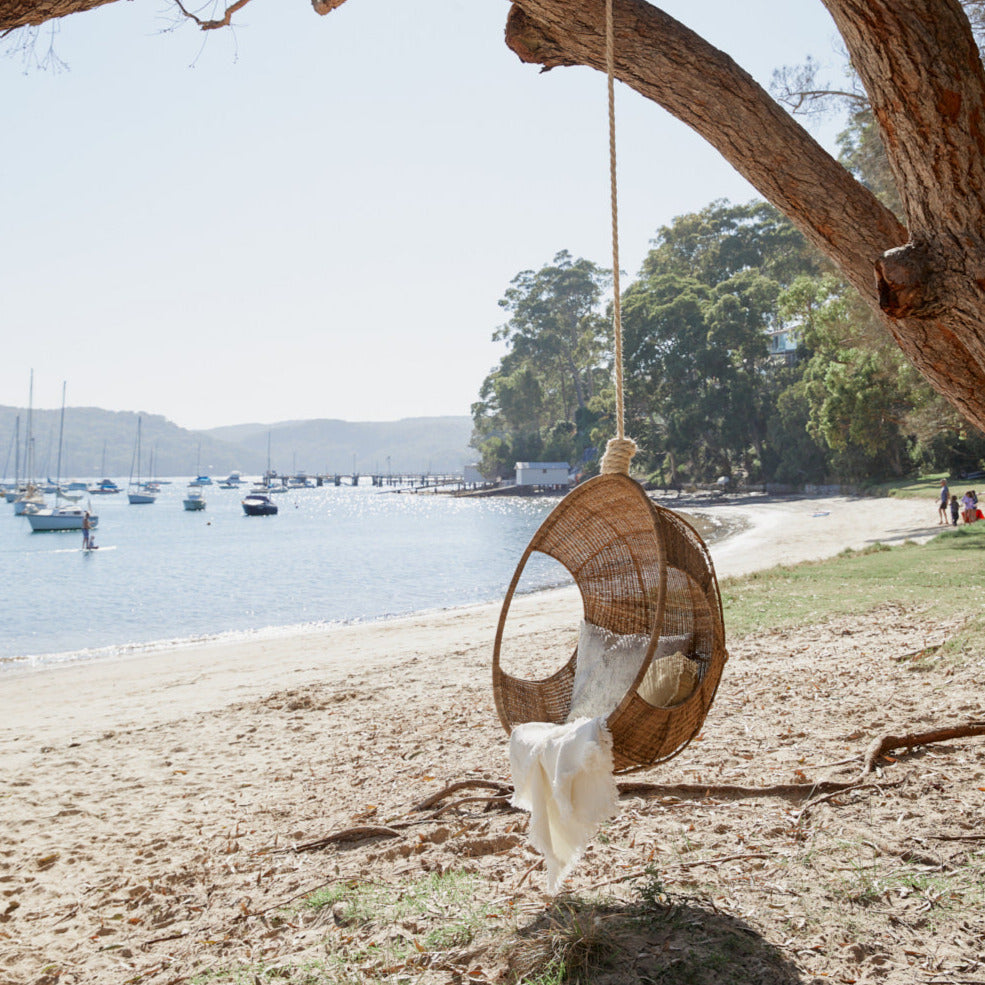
173,0,255,31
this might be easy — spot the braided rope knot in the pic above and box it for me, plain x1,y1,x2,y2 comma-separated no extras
600,436,637,475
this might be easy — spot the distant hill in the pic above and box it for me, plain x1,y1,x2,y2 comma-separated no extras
203,416,475,476
0,406,475,480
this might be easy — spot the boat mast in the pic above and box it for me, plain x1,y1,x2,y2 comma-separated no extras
14,415,20,490
55,381,66,498
25,369,34,488
135,417,142,486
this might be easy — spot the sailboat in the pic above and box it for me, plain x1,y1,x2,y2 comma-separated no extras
14,371,45,516
142,446,161,495
88,441,120,494
127,417,156,505
28,382,99,532
3,416,21,503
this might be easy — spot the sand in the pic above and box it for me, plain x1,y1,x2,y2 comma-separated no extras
3,490,971,985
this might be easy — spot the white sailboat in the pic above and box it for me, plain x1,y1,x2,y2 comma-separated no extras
88,441,121,494
28,382,99,533
127,416,156,505
14,371,45,516
183,445,208,510
4,416,21,503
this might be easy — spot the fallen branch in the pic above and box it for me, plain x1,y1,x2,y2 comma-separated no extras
862,838,943,868
432,795,512,817
513,858,543,892
589,852,773,890
291,825,404,853
616,779,857,803
413,779,512,812
861,723,985,775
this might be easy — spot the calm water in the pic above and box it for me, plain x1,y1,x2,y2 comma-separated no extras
1,481,569,669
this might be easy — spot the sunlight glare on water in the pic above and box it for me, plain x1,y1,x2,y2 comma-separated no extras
0,482,565,668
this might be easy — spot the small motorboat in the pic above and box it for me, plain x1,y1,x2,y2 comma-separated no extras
88,479,121,495
183,486,207,511
242,492,278,516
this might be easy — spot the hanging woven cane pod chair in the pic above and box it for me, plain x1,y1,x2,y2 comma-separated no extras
492,470,728,773
492,0,726,777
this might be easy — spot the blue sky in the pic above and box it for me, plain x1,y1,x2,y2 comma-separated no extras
1,0,843,430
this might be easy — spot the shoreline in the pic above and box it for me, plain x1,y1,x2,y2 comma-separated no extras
0,491,941,767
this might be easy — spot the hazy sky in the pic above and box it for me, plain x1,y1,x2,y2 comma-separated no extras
1,0,843,431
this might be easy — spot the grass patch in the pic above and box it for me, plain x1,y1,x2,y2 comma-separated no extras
304,869,492,940
828,846,985,923
721,523,985,637
864,473,951,500
195,871,506,985
309,870,502,976
508,897,622,984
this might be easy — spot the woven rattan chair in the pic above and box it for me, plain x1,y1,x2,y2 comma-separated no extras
492,472,728,774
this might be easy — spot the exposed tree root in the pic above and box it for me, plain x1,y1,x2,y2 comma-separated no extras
412,778,513,812
616,779,856,803
290,825,404,853
281,722,985,862
860,722,985,775
432,795,512,817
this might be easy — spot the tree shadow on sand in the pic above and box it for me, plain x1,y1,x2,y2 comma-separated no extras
506,876,806,985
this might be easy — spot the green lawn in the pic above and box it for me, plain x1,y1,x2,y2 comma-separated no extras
721,522,985,644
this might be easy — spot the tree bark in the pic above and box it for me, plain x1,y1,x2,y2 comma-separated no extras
0,0,113,30
5,0,985,428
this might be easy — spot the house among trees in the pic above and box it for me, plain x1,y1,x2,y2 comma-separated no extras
515,462,572,489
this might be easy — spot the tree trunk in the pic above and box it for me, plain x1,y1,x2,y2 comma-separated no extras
0,0,114,29
5,0,985,430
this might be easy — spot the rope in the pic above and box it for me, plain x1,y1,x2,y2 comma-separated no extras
601,0,635,476
600,435,637,474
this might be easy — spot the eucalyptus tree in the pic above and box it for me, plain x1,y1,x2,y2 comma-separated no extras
621,264,779,483
641,200,820,289
471,251,610,478
494,251,610,424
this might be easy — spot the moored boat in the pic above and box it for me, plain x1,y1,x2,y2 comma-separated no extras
242,492,278,516
13,483,45,515
127,417,156,505
183,486,206,511
29,385,97,532
27,505,99,533
88,478,121,495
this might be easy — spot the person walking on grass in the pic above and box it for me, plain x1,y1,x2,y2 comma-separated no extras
950,494,960,526
938,478,950,524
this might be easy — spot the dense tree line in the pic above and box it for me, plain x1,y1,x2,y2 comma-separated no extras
472,191,985,486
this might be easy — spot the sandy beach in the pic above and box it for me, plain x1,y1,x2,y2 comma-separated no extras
4,490,977,985
0,492,940,760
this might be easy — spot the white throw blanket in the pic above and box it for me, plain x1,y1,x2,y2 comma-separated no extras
509,716,619,893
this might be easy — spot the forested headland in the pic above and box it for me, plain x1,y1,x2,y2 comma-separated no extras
471,109,985,488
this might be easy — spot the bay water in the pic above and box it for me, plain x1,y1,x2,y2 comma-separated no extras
1,482,570,670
